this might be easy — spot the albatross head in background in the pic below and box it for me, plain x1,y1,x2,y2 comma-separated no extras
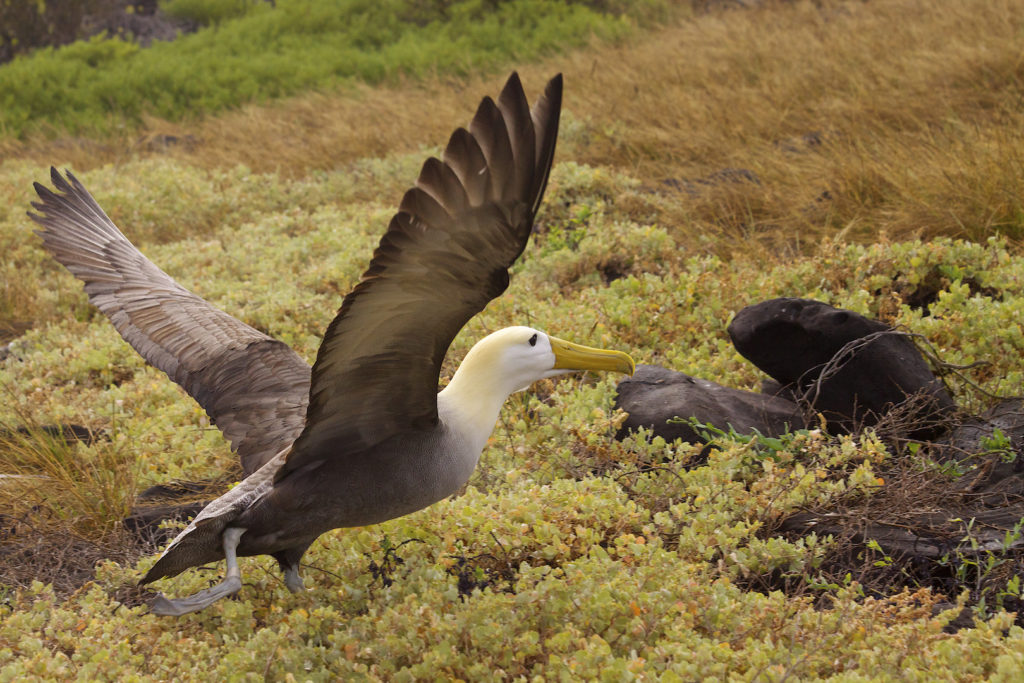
440,326,635,453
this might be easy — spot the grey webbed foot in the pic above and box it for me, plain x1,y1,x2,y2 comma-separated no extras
149,526,247,617
149,576,243,616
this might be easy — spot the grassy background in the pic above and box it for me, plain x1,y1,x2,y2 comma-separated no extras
3,0,1024,678
0,0,668,138
5,0,1023,249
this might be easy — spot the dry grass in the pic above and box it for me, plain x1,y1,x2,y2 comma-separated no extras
4,0,1024,250
0,419,138,536
764,444,1024,627
0,416,152,597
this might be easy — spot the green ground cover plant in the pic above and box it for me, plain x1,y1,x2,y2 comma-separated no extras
0,0,668,138
2,0,1024,678
3,151,1024,678
161,0,268,27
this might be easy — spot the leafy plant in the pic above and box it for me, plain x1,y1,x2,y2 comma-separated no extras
936,518,1024,620
981,428,1017,464
674,417,808,462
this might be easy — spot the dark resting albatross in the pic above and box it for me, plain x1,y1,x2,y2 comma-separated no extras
28,73,635,616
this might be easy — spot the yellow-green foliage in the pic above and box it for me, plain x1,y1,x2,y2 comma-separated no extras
4,0,1024,679
161,0,266,27
4,148,1024,676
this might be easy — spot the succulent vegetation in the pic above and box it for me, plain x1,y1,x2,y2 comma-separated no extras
3,0,1024,678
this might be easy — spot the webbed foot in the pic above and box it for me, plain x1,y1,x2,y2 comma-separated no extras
149,575,242,616
148,526,247,617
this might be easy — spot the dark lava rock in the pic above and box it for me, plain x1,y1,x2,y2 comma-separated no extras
728,298,955,439
615,364,804,443
124,477,232,544
2,423,104,445
931,399,1024,500
941,398,1024,459
978,398,1024,446
123,501,208,546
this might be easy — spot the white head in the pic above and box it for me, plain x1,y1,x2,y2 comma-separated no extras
459,326,635,395
438,326,634,453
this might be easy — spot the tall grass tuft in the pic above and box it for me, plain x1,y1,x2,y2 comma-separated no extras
0,414,138,538
0,413,148,599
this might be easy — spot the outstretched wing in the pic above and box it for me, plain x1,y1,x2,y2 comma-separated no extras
29,169,311,475
280,72,562,477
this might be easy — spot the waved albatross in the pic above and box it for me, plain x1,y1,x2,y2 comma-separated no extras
28,73,635,616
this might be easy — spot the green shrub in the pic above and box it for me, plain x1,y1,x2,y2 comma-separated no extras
160,0,268,26
0,0,666,138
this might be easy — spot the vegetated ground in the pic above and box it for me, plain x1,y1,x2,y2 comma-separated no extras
0,0,664,139
3,0,1024,678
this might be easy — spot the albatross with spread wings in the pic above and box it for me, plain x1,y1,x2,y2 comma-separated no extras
28,73,634,616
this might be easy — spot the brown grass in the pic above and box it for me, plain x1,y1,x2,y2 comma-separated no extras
0,417,153,597
0,420,138,535
4,0,1024,250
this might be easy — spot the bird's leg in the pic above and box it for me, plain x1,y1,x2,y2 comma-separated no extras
282,564,305,594
272,547,308,594
149,527,246,617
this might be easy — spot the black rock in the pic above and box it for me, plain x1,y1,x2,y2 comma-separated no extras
124,477,233,545
123,502,208,547
135,478,227,502
2,423,104,445
728,298,955,439
615,364,804,443
982,398,1024,447
930,399,1024,500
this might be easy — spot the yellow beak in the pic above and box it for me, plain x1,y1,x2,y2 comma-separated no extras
549,336,635,375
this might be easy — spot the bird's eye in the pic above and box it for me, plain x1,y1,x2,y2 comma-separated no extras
528,333,538,347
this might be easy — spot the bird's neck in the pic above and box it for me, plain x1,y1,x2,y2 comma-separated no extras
437,353,515,455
